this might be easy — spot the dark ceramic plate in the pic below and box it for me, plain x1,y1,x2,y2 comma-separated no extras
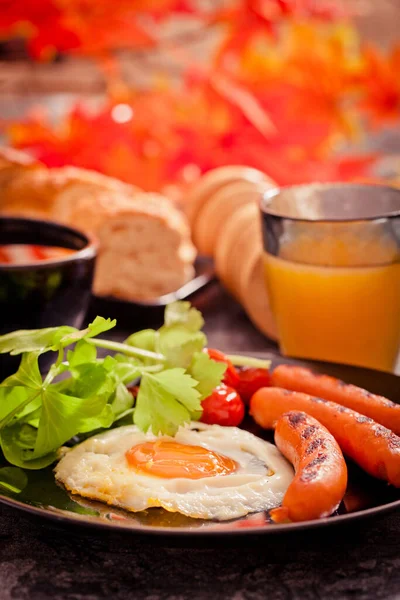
88,257,215,327
1,353,400,539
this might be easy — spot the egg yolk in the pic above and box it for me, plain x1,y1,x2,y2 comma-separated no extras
126,440,237,479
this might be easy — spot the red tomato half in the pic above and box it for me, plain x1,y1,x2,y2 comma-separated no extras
200,384,245,427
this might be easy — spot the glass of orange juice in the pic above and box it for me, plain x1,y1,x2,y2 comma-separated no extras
260,183,400,372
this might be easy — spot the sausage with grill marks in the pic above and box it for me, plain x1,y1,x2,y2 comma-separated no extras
273,411,348,522
250,387,400,487
271,365,400,435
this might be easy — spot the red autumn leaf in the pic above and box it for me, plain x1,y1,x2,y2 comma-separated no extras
358,44,400,127
0,0,80,59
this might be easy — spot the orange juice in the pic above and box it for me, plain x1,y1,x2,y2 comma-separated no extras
264,227,400,371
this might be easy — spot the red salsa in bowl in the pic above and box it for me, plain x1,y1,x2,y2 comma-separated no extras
0,244,76,264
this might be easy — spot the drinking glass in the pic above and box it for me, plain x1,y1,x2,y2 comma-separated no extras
260,183,400,372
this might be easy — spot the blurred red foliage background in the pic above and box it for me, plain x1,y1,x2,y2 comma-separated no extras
1,0,400,194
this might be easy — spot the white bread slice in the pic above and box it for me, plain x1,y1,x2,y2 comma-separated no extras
239,246,278,341
193,180,268,256
184,165,270,228
52,188,196,300
93,198,196,300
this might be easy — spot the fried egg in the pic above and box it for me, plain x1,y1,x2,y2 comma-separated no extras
54,423,293,521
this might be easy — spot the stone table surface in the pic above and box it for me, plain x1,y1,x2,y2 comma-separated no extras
1,282,399,600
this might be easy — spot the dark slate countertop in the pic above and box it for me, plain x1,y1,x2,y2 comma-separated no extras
1,283,399,600
1,503,400,600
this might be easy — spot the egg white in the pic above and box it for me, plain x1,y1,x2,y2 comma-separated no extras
54,423,293,521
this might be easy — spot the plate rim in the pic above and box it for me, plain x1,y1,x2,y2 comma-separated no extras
1,489,399,538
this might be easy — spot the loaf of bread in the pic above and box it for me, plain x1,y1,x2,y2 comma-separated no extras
0,148,196,301
215,202,259,299
239,246,278,341
193,180,268,256
184,165,271,228
189,165,279,341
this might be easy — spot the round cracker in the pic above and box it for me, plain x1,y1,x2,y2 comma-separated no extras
240,246,279,341
184,165,270,228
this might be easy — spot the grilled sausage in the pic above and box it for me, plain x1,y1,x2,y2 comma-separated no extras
250,387,400,487
271,365,400,435
273,411,347,521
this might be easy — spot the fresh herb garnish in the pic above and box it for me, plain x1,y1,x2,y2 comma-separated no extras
0,303,224,468
0,301,269,470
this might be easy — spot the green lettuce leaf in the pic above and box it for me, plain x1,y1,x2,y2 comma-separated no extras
1,352,42,389
67,339,97,367
110,382,135,417
134,369,202,436
103,355,141,384
0,326,76,356
59,316,116,347
125,329,157,352
189,352,227,400
0,423,56,469
33,387,109,458
77,405,115,433
164,301,204,332
158,326,206,368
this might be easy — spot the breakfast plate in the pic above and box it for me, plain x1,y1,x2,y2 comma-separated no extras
0,352,399,539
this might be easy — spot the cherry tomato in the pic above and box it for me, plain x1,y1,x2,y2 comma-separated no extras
236,367,271,404
200,383,245,427
127,385,139,398
206,348,240,388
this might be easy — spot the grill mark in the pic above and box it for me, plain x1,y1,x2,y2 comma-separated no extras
385,399,397,408
311,396,328,404
388,435,400,451
306,454,328,469
300,470,317,482
360,388,373,398
301,425,317,440
373,425,392,439
356,415,374,424
287,412,307,427
306,438,325,455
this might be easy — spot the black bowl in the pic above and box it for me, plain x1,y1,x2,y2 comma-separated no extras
0,217,97,377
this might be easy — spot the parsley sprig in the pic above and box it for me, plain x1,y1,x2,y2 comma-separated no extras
0,302,228,469
0,301,270,471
